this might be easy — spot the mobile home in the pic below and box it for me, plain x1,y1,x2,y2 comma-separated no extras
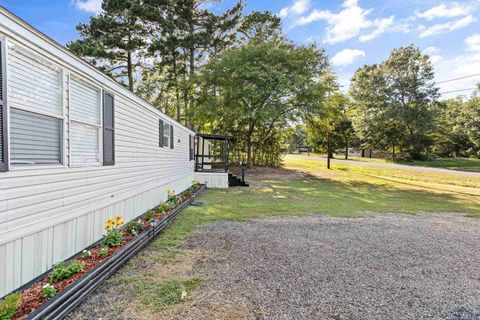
0,7,198,297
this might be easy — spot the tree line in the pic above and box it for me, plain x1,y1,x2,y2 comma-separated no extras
69,0,336,167
69,1,479,167
298,45,480,161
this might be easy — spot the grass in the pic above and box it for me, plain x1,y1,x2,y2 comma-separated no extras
152,157,480,253
137,277,203,310
346,156,480,172
92,157,480,317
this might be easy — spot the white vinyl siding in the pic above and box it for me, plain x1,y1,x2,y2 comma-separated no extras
10,108,62,165
70,76,101,165
7,41,64,167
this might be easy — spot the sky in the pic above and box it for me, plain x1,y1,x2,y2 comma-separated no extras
1,0,480,99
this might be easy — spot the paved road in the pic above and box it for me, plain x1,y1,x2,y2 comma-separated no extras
287,154,480,177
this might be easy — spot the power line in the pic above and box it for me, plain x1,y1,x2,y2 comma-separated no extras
437,73,480,84
440,88,477,95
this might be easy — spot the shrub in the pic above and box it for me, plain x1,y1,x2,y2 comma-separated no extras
156,203,171,213
0,293,20,320
41,284,57,299
146,210,155,221
81,250,92,259
49,260,84,283
125,220,144,236
99,247,109,257
103,216,125,248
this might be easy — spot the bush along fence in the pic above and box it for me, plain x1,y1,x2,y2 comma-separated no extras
0,182,205,320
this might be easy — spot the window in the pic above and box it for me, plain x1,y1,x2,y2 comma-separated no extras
103,92,115,165
189,135,194,161
159,120,173,149
70,76,101,165
7,42,63,166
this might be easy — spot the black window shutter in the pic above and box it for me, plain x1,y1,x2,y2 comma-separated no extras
159,120,164,147
170,125,174,149
0,40,7,172
103,92,115,166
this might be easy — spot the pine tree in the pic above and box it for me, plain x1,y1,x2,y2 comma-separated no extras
68,0,150,91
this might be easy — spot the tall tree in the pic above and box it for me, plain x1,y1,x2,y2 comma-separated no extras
142,0,243,124
195,40,332,167
68,0,150,91
350,45,438,160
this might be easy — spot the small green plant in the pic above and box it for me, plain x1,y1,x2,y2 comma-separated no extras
81,250,92,259
41,284,57,299
99,247,109,257
156,203,171,213
146,210,155,221
0,293,20,320
125,220,144,236
103,216,125,248
49,260,85,283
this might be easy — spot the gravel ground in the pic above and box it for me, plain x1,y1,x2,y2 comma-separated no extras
179,213,480,320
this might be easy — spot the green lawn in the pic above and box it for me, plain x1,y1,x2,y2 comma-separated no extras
348,156,480,172
154,156,480,251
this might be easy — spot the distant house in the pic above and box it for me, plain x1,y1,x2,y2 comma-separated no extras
0,7,233,297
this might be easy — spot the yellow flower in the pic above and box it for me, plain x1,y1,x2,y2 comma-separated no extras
115,215,122,221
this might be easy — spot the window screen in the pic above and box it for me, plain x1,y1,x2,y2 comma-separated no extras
7,43,63,167
103,92,115,165
10,108,62,165
163,123,170,148
70,77,101,165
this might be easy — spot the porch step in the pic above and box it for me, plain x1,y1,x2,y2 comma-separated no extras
228,173,249,187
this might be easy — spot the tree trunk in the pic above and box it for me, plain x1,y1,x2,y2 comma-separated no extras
392,144,396,161
127,50,134,92
172,50,181,122
327,132,332,169
345,136,349,160
188,22,195,129
247,121,255,168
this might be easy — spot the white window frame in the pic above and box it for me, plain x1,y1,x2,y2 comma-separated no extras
68,73,103,167
6,39,66,170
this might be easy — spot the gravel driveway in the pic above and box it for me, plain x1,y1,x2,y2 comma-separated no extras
180,214,480,320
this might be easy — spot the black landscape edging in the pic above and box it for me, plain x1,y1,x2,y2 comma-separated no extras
25,185,206,320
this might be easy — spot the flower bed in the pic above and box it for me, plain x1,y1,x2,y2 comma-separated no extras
0,183,205,320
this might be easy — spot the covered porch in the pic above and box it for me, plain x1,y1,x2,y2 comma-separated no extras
194,134,248,188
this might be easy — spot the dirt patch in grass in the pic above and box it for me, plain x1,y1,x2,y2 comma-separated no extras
68,249,212,320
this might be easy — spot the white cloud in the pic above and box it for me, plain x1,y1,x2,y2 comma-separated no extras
466,34,480,51
331,48,366,66
419,15,476,38
296,0,401,44
73,0,102,14
359,16,394,42
279,0,310,18
422,46,442,63
416,2,475,20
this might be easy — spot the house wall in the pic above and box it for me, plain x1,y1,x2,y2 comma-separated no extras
0,9,195,297
194,172,229,189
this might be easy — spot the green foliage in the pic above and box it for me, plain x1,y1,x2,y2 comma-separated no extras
0,293,20,320
146,210,155,221
67,0,150,91
81,250,92,259
156,203,172,213
125,220,144,236
103,228,124,248
41,284,57,299
194,39,333,167
99,247,109,258
350,45,438,160
50,260,85,283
